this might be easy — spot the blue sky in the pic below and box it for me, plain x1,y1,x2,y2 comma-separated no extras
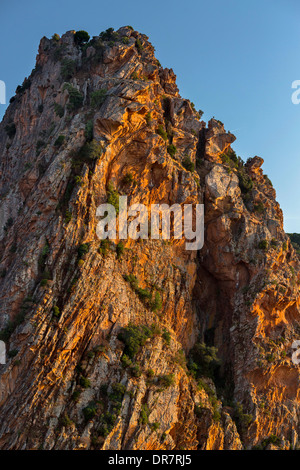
1,0,300,232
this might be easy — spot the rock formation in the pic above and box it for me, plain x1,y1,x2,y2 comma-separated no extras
0,26,299,450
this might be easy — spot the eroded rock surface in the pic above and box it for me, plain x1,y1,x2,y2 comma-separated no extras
0,26,299,450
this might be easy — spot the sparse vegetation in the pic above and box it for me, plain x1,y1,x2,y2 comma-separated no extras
5,122,16,138
54,135,65,147
139,404,150,425
84,120,93,141
90,89,107,108
167,144,177,157
74,30,90,46
135,38,143,54
52,305,60,318
63,83,84,111
116,241,124,259
152,292,162,312
158,373,175,388
254,202,264,214
258,239,268,251
118,323,154,359
54,103,64,118
107,183,120,214
83,402,97,422
156,124,168,141
61,58,76,81
78,243,90,259
162,328,171,345
187,339,220,380
182,156,195,172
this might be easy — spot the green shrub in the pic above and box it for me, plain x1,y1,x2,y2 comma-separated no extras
187,340,220,380
116,241,124,259
83,402,97,421
16,78,31,95
107,183,120,214
61,413,73,428
54,103,64,118
64,83,84,111
100,28,118,42
162,329,171,345
139,404,150,425
131,71,138,80
78,139,103,161
54,135,65,147
79,376,91,389
52,33,60,42
98,239,110,256
121,354,132,368
109,383,126,403
52,305,60,318
270,238,278,248
36,140,46,155
122,37,129,45
64,210,72,224
238,169,253,194
5,122,16,138
145,112,152,125
118,323,153,359
123,172,134,185
156,124,168,141
78,243,90,259
61,58,76,80
254,202,264,214
233,402,253,434
150,422,160,431
152,292,162,312
167,144,177,157
158,373,175,388
74,30,90,46
85,120,93,141
182,157,195,172
147,369,155,378
90,89,107,108
135,38,143,54
130,364,142,377
71,390,81,402
4,217,14,231
8,349,18,358
258,239,268,251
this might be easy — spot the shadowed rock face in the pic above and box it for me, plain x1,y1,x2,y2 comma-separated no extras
0,26,299,450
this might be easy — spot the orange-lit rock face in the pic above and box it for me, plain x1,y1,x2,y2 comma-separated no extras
0,26,299,450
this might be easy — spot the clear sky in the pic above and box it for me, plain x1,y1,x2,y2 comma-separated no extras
1,0,300,232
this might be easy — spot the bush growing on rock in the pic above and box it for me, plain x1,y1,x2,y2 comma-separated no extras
78,243,90,259
61,58,76,81
188,340,220,380
54,103,64,118
156,124,168,141
64,83,83,111
167,144,177,157
54,135,65,147
182,156,195,172
90,89,107,108
74,30,90,46
258,239,268,251
118,323,153,359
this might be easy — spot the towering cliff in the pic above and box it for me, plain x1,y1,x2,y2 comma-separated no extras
0,26,299,450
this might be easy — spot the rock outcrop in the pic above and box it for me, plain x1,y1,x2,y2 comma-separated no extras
0,26,299,450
